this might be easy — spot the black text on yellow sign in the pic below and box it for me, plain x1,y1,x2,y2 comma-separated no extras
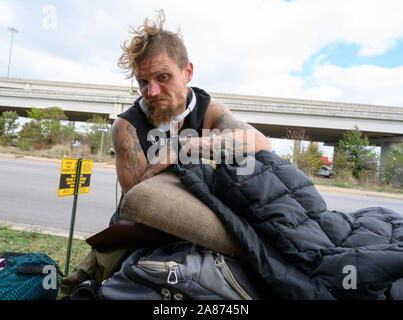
58,158,93,197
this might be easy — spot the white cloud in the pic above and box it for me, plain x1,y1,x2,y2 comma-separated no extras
357,39,397,57
0,2,13,24
12,45,129,86
307,63,403,106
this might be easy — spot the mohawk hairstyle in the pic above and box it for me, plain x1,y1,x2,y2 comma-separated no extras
118,9,189,78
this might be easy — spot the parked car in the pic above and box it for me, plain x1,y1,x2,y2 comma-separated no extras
315,165,334,178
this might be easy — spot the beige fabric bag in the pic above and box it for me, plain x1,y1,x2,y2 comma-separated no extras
120,171,245,258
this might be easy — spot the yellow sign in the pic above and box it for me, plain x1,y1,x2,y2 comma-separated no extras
58,158,93,197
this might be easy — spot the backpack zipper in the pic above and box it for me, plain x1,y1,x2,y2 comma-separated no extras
138,260,179,285
125,265,191,300
214,254,253,300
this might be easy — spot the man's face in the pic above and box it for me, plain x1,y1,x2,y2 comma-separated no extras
135,52,193,126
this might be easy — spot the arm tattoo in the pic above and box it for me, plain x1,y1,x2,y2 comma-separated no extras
115,123,146,185
214,104,254,131
211,104,255,159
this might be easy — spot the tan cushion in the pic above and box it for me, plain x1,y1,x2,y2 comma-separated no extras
120,171,245,258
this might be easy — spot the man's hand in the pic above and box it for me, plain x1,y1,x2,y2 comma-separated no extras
180,100,272,161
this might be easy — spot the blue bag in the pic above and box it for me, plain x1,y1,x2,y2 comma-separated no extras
0,252,63,300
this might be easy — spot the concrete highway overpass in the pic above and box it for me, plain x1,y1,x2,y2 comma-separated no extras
1,77,403,157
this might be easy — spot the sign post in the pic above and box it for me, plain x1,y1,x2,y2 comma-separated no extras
58,157,93,276
64,158,82,277
97,127,109,162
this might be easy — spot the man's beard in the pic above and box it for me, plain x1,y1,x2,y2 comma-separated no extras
146,104,175,127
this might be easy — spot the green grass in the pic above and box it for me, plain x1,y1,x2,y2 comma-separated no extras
0,225,91,274
328,181,350,189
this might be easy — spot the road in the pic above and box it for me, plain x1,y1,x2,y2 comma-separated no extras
321,191,403,214
0,157,402,236
0,157,120,235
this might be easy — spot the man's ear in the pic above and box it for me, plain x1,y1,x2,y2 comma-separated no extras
184,62,193,83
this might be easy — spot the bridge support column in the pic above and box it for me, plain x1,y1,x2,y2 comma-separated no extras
380,142,392,166
369,136,403,167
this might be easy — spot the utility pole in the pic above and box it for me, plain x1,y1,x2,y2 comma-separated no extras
7,27,18,78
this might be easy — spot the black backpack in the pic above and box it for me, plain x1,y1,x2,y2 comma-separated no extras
97,241,274,300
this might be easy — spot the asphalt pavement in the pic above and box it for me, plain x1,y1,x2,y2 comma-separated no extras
0,157,120,236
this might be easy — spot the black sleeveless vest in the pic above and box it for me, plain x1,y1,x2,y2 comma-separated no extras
118,86,211,160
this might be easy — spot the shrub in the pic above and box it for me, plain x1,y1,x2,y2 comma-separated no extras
0,135,15,146
22,107,74,149
17,140,31,151
380,142,403,188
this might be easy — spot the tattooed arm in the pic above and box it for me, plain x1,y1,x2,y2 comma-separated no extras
209,101,272,153
112,117,178,194
180,100,272,159
113,100,271,193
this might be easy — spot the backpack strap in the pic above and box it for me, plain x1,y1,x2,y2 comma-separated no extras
17,265,45,275
2,252,65,277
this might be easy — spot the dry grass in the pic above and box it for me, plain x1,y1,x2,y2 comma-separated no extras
0,144,115,165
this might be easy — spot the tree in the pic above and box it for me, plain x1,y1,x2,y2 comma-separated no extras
26,108,45,122
0,111,19,145
285,128,306,168
41,107,68,145
20,107,69,148
285,128,323,176
1,111,19,135
334,125,379,181
380,142,403,188
300,142,324,176
333,148,354,182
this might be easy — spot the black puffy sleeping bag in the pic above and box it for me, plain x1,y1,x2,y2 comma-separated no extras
173,150,403,299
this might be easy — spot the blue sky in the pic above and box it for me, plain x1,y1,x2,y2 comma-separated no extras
292,40,403,77
1,0,402,156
